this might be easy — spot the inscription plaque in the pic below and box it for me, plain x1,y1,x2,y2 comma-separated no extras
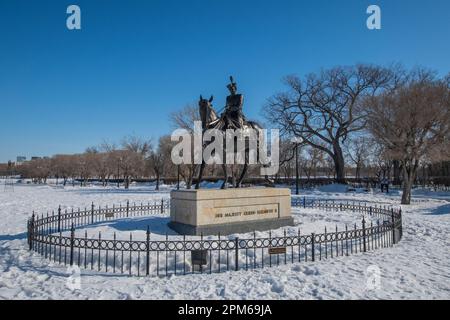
169,188,294,235
268,247,287,255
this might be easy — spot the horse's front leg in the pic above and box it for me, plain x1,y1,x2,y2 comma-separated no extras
221,163,228,189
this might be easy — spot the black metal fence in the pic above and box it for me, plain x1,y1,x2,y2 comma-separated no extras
27,197,402,277
412,184,450,192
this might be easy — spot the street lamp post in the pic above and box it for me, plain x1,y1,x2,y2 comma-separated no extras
117,163,120,188
295,144,299,195
291,136,303,196
117,157,121,188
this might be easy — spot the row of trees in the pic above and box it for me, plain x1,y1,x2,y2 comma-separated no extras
276,137,449,186
11,135,449,192
264,65,450,204
17,136,172,190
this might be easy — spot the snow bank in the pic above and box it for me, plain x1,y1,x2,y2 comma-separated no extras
0,184,449,299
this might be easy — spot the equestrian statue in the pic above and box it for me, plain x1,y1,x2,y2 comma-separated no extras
196,77,263,189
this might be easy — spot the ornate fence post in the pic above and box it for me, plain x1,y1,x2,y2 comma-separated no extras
362,217,367,253
235,237,239,271
391,208,396,245
29,213,35,250
303,196,306,208
70,223,75,266
161,199,164,214
146,226,150,276
57,205,61,232
126,200,129,217
311,233,315,262
27,219,30,248
91,202,95,224
27,217,31,249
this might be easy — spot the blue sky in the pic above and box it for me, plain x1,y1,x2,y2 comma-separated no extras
0,0,449,162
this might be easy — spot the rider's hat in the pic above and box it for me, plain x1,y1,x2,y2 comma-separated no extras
227,76,237,91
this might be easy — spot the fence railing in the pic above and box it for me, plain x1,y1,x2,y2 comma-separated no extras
411,184,450,192
27,197,402,277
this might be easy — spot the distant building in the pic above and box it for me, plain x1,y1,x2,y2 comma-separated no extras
16,156,26,164
31,156,41,161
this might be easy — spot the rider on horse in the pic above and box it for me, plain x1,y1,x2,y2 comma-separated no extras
223,76,245,129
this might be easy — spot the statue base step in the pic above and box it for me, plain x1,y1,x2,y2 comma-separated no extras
168,217,294,236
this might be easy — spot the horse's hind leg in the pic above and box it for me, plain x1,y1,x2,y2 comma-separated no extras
196,161,205,189
236,144,250,188
236,163,248,188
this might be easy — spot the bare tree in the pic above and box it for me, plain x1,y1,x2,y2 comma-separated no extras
170,104,199,131
147,135,172,190
366,69,450,204
344,136,372,181
20,158,51,183
52,154,75,186
99,141,120,186
303,145,326,181
323,156,336,179
119,136,152,188
279,139,296,180
121,135,152,156
76,153,94,187
92,152,113,187
169,104,200,189
372,144,392,184
264,64,396,183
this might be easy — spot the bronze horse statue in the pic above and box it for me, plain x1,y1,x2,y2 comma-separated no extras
196,95,263,189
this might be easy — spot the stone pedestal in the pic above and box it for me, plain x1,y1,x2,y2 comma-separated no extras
168,188,293,235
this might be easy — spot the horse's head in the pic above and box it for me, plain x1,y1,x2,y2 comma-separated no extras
199,95,216,128
199,95,213,109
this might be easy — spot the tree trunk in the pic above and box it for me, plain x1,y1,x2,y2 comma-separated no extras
333,143,346,184
401,160,418,205
393,160,401,186
401,178,413,205
155,172,160,190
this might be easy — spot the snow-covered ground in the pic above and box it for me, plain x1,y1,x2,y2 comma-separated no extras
0,182,449,299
